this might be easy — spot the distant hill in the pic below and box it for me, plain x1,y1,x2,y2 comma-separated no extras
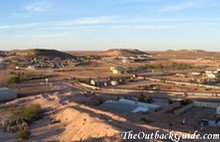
99,49,146,56
11,49,76,59
155,49,220,59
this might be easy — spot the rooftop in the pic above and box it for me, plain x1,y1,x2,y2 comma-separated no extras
100,101,149,114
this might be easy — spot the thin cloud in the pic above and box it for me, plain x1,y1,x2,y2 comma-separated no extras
24,1,52,12
155,1,202,12
59,16,121,26
0,16,220,32
11,12,29,18
0,16,119,30
0,25,11,29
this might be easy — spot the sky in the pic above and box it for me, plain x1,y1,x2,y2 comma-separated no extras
0,0,220,51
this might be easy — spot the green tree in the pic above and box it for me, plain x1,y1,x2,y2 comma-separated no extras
138,93,146,102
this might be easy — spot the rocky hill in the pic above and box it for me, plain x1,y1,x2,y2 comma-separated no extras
99,49,146,56
11,49,76,59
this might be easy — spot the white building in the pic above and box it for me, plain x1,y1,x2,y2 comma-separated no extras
0,88,17,101
110,80,118,86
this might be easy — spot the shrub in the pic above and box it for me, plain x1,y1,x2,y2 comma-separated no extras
138,93,146,102
83,78,92,84
16,129,31,139
138,94,154,103
8,76,21,84
141,117,154,124
171,62,192,70
180,99,193,106
145,64,164,69
146,96,153,103
9,104,43,123
23,104,42,122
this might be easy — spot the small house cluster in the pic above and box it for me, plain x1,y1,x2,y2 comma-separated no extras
14,56,77,70
188,69,220,84
102,55,150,63
205,69,220,80
90,77,126,87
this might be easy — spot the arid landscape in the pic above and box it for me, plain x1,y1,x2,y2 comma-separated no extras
1,0,220,141
0,48,220,141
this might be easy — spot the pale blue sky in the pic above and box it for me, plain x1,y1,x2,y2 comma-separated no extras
0,0,220,51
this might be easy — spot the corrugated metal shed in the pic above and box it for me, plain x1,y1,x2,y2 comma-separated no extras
100,101,149,114
119,99,161,111
0,88,17,101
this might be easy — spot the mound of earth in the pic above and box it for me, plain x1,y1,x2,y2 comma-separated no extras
55,107,119,141
11,49,76,59
99,49,146,56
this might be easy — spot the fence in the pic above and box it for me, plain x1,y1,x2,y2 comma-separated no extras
174,103,194,115
174,101,220,115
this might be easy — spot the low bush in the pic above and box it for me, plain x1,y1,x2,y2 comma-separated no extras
180,99,193,106
138,93,146,102
16,129,31,139
138,94,154,103
171,62,192,70
8,76,21,84
10,104,43,123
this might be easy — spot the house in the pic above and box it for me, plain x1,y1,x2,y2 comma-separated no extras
110,66,125,74
90,79,109,87
0,88,17,101
100,100,149,114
